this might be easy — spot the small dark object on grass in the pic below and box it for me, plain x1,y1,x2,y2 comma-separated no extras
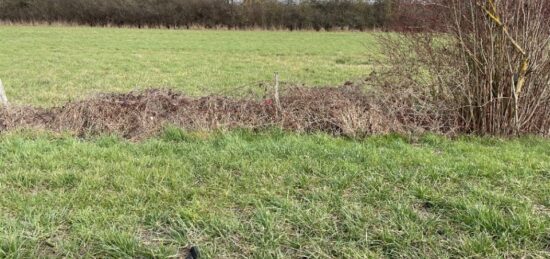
185,246,200,259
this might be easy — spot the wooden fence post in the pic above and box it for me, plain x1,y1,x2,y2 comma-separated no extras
274,72,281,112
0,79,8,108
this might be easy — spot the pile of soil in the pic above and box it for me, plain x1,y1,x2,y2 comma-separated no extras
0,85,404,139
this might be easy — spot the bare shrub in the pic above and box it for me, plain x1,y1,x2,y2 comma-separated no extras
377,0,550,136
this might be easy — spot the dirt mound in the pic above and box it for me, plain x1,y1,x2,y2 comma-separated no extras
0,86,410,139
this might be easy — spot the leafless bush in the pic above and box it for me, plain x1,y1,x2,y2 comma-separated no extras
377,0,550,136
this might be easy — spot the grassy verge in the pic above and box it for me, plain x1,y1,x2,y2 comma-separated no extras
0,26,376,106
1,129,549,257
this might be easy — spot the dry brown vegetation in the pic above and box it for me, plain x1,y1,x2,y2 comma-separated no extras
377,0,550,136
5,75,543,140
0,83,412,139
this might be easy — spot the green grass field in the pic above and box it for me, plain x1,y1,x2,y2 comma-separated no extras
1,26,549,258
0,26,376,106
1,130,549,258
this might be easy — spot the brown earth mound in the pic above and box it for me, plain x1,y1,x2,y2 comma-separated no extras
1,85,413,139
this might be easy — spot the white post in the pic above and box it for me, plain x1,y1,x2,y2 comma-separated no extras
0,79,8,108
274,72,281,111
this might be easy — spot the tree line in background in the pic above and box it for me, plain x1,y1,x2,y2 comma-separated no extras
0,0,430,30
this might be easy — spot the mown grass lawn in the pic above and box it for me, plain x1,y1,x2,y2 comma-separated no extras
0,26,376,106
1,129,549,258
